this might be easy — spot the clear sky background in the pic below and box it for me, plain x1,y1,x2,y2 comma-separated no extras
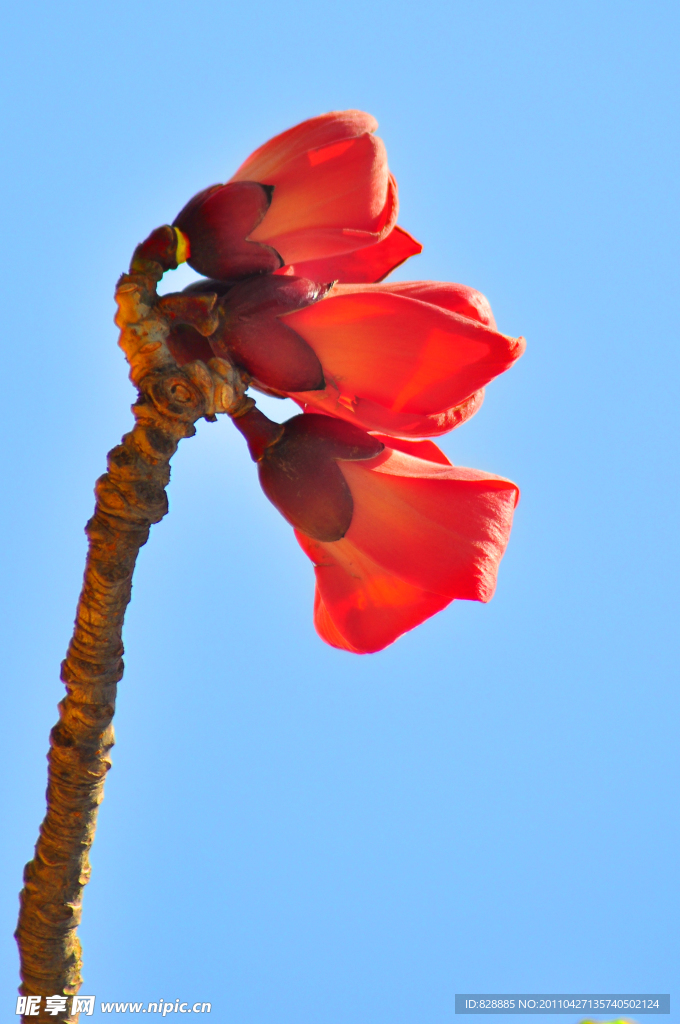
1,1,678,1021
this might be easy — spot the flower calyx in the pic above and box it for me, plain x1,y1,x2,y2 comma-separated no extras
211,275,329,393
173,182,283,280
166,274,330,393
233,410,383,541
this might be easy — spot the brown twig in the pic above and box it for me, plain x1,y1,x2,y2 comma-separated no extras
15,237,249,1022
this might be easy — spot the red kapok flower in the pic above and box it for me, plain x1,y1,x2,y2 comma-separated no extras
234,409,519,654
169,275,524,438
286,280,524,436
173,111,421,284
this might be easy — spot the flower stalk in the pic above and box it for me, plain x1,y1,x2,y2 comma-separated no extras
15,247,249,1022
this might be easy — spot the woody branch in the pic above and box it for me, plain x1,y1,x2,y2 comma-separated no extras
15,229,250,1022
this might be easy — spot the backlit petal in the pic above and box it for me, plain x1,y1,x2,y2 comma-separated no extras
275,225,422,284
313,589,361,652
339,450,519,602
291,439,518,652
292,387,484,438
285,290,524,416
296,531,451,654
230,110,379,183
247,135,392,263
364,280,497,327
370,435,452,465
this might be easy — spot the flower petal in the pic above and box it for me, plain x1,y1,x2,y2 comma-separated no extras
284,289,524,416
313,587,360,652
339,449,519,602
292,387,485,438
247,135,393,263
230,110,379,184
275,225,423,284
363,281,497,327
298,531,451,654
370,435,453,465
292,440,519,652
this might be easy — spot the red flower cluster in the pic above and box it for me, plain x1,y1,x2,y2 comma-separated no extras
162,111,524,653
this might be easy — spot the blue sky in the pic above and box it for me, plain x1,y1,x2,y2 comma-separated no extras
1,1,677,1021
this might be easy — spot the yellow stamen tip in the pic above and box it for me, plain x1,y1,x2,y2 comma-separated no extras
174,227,190,264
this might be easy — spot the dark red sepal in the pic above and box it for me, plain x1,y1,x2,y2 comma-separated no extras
210,276,328,393
131,225,182,272
183,278,238,298
280,414,385,462
236,411,384,542
260,443,353,541
166,324,215,367
173,182,283,280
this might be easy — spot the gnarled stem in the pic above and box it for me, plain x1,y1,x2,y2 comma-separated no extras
15,251,249,1022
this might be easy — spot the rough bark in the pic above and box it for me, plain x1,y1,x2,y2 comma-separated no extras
15,246,249,1022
